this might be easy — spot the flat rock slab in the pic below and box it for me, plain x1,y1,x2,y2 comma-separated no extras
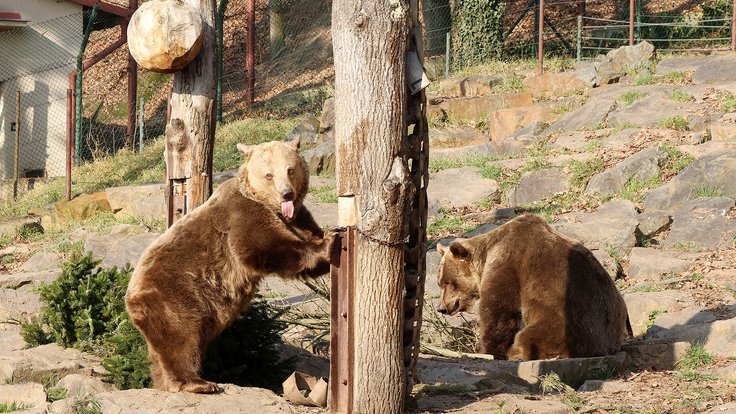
0,344,100,383
708,402,736,414
646,307,717,340
85,233,160,269
55,373,114,396
428,167,499,215
643,150,736,211
647,316,736,358
655,56,707,76
578,379,632,393
105,184,166,221
663,197,736,251
585,147,667,196
18,252,60,273
553,199,639,253
692,56,736,84
0,382,46,406
637,210,671,237
627,248,694,280
495,395,574,414
429,128,488,149
0,331,26,354
550,132,591,151
544,98,616,134
512,352,627,389
0,216,42,239
84,385,294,414
607,94,697,128
505,168,569,206
677,140,736,160
0,288,41,322
621,341,690,371
624,290,689,336
601,128,639,150
0,269,61,289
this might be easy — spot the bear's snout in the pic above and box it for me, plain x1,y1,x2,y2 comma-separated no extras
281,188,295,201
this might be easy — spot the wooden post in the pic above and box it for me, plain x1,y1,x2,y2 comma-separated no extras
331,0,414,412
126,0,138,149
629,0,635,46
245,0,255,106
537,0,544,75
165,0,217,225
732,0,736,51
13,91,20,200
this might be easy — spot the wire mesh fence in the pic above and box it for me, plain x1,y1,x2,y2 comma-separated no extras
2,0,734,208
423,0,735,78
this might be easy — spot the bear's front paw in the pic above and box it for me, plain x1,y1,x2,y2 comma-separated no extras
324,229,341,265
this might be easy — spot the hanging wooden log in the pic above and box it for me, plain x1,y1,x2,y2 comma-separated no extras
127,0,204,73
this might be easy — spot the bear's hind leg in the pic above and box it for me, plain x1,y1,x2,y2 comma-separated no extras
127,291,218,393
507,322,569,361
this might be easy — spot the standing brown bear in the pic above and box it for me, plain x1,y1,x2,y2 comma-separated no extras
125,138,336,393
437,214,630,361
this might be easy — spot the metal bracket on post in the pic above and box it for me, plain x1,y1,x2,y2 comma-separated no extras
329,224,355,414
167,179,188,227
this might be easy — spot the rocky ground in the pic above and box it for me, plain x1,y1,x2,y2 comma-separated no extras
4,44,736,413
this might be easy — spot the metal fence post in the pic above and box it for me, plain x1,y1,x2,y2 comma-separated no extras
629,0,635,45
445,32,450,78
538,0,544,75
732,0,736,51
576,15,582,61
75,3,98,166
13,91,20,200
635,0,642,43
139,96,144,153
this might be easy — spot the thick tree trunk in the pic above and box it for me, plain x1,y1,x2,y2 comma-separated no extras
164,0,217,217
332,1,412,413
269,0,286,58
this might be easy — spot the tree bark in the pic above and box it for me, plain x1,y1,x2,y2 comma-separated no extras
269,0,286,58
165,0,217,216
333,1,412,412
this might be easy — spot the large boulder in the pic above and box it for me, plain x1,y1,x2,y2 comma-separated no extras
607,94,696,128
84,232,160,269
577,41,655,86
523,71,589,96
301,139,336,176
627,248,694,280
692,55,736,84
284,115,320,147
317,98,335,145
488,103,555,140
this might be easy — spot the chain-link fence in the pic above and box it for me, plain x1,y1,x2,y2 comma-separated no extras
0,10,82,203
421,0,735,79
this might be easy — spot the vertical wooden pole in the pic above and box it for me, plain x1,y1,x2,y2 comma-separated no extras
331,0,412,412
13,91,20,200
732,0,736,51
127,0,138,149
165,0,217,225
66,86,73,201
577,15,582,61
538,0,544,75
245,0,255,106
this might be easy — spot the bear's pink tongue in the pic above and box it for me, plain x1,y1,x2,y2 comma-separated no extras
281,201,294,219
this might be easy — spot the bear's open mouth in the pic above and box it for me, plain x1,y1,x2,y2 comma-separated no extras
281,200,295,219
446,299,461,316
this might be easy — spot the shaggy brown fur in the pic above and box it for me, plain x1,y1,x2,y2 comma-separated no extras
125,139,336,393
437,214,629,361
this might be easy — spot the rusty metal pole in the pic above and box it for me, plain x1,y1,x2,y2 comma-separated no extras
538,0,544,75
66,76,75,201
732,0,736,51
629,0,635,46
127,0,138,149
329,225,355,414
13,91,20,200
245,0,255,106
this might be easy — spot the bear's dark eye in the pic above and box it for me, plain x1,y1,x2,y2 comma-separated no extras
287,167,294,176
265,174,273,180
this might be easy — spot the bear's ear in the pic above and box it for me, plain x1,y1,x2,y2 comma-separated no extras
449,239,470,259
437,242,448,256
287,136,301,150
237,143,253,159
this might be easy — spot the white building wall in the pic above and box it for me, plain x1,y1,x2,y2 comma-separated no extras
0,0,82,179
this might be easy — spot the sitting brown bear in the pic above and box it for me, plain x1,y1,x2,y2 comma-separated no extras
125,138,336,393
437,214,630,360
